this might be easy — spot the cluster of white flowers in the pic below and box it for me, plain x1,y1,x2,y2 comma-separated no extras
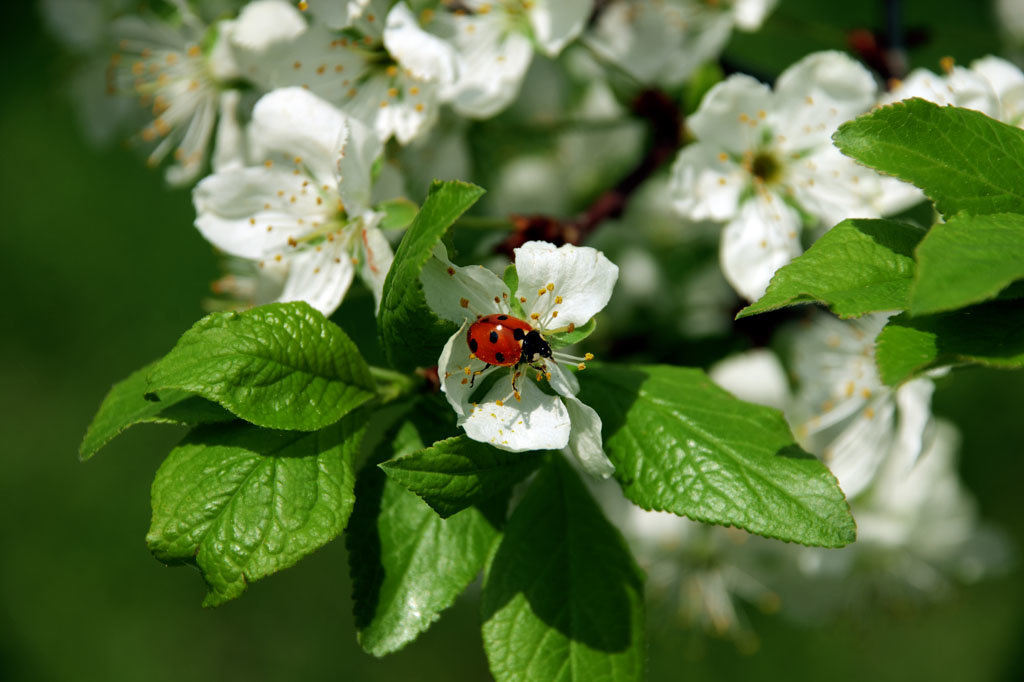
626,316,1008,640
46,0,1013,640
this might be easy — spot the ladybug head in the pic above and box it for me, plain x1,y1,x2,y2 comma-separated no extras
520,329,552,363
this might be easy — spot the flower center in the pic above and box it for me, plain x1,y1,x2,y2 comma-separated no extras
750,150,782,184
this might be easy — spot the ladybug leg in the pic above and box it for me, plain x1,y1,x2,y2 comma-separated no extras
469,361,493,387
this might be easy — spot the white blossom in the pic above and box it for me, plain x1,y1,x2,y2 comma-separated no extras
244,0,458,144
586,0,777,87
193,87,392,315
421,241,618,477
105,4,252,185
668,51,888,301
429,0,594,118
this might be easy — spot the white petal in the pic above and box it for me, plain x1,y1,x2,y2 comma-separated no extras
773,51,876,151
546,361,580,398
384,2,458,85
354,214,394,311
462,376,572,452
514,241,619,329
230,0,306,52
211,89,245,172
789,145,882,226
709,349,790,410
528,0,593,56
421,243,509,324
719,194,803,302
970,55,1024,97
277,240,356,316
668,143,744,221
193,167,329,259
822,394,896,499
689,75,774,156
439,323,476,419
444,17,534,118
336,116,383,213
893,377,936,466
249,87,349,189
884,67,998,117
733,0,778,31
563,395,614,478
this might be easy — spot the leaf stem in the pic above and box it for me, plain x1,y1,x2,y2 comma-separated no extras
453,215,517,231
370,365,424,404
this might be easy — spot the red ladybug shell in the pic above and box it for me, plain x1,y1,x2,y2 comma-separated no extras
467,314,533,366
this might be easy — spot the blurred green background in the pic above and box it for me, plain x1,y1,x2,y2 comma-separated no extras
2,1,1022,680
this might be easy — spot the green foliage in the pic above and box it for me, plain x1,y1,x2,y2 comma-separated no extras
146,417,364,606
834,98,1024,218
875,301,1024,386
147,302,374,431
379,435,543,518
482,457,646,682
738,219,925,319
347,420,502,656
80,361,232,460
911,212,1024,315
378,180,486,371
579,365,856,548
547,318,598,349
376,197,420,230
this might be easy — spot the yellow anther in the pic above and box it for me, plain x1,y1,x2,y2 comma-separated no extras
940,56,955,74
544,372,551,380
530,313,540,320
584,353,594,360
537,288,547,296
496,400,504,407
464,366,471,375
386,65,398,77
554,296,562,304
861,388,872,399
298,1,308,10
864,407,875,419
567,322,575,333
460,297,470,308
551,311,558,318
409,86,420,95
519,296,527,303
514,391,521,402
387,87,399,98
546,283,554,291
577,363,586,371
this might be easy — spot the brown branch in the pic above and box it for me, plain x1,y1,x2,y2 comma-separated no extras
495,89,683,257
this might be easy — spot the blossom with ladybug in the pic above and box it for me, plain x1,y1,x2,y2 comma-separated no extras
421,240,619,478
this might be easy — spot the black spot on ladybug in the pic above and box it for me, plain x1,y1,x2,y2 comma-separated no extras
469,338,478,352
489,331,498,344
513,328,524,341
495,352,505,363
498,315,508,320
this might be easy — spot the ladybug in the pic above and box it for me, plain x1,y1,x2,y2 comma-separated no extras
467,314,552,375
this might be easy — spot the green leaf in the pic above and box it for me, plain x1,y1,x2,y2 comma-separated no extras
911,212,1024,315
80,361,233,461
378,180,486,371
503,264,526,319
834,98,1024,217
578,365,856,548
375,197,419,230
547,317,598,349
347,421,502,656
379,436,543,518
147,302,374,431
146,417,363,606
874,301,1024,385
482,457,645,682
737,219,925,319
